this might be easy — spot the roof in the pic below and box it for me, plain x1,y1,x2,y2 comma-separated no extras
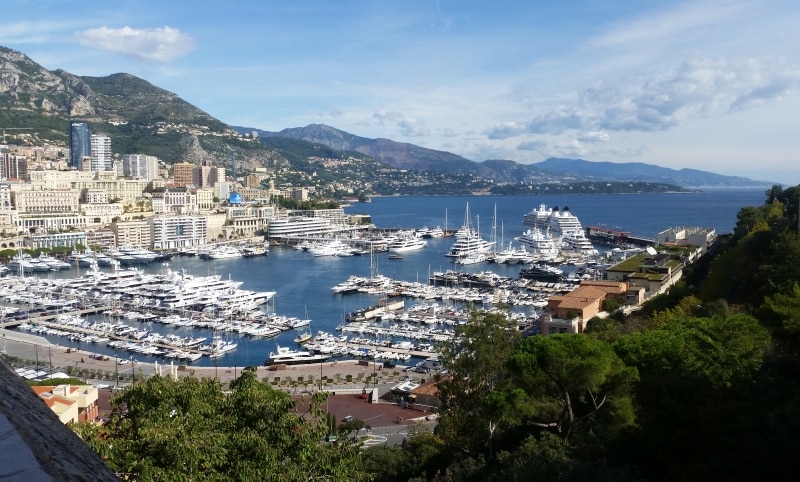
411,378,443,398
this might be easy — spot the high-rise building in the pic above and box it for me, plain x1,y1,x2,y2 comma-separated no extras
89,134,112,171
69,121,91,170
122,154,159,180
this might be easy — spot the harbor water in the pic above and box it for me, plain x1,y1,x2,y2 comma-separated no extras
7,189,767,368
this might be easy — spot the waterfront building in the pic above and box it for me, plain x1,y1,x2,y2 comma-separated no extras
112,219,151,248
605,250,685,296
542,281,629,335
85,227,117,250
69,121,91,170
291,208,347,227
122,153,159,180
23,231,87,249
267,216,337,240
89,134,112,171
149,215,207,250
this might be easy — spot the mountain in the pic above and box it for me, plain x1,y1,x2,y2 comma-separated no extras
0,46,273,170
532,158,770,188
241,124,770,188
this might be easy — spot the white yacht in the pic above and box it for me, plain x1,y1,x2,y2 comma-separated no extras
387,235,427,253
446,203,495,257
515,228,560,261
201,244,244,260
265,345,330,366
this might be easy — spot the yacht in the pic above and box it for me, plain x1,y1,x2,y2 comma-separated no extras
453,253,487,265
519,263,565,281
515,228,560,261
446,234,494,258
446,203,495,257
418,226,445,238
110,245,157,264
201,244,244,260
264,345,330,366
387,235,427,253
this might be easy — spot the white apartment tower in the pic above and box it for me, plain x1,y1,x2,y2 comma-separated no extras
122,154,159,180
89,134,113,171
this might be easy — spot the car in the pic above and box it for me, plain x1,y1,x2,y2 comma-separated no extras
341,415,354,423
382,361,396,369
414,366,430,373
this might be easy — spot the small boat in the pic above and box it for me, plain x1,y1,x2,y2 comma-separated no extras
388,254,404,260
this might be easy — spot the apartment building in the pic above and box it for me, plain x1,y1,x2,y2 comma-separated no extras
149,215,207,250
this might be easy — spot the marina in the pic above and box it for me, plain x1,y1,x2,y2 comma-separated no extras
0,190,765,368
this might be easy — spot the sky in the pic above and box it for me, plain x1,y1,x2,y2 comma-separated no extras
2,0,799,184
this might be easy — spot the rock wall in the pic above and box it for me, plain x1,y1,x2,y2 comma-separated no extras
0,358,118,481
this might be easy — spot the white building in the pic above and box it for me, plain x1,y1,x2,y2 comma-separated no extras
89,134,112,172
122,154,160,181
149,216,207,250
657,227,717,254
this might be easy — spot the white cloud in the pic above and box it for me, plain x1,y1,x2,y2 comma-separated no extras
369,109,429,137
577,130,610,144
73,26,195,63
493,56,800,140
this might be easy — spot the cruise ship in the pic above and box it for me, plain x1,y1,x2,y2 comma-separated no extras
522,204,597,255
514,228,560,261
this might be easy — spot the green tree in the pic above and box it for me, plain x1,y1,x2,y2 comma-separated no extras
510,334,638,440
436,311,521,462
74,371,370,481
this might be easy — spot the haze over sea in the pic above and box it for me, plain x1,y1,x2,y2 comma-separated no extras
26,189,767,368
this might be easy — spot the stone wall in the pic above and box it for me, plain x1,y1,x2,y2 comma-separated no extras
0,358,118,481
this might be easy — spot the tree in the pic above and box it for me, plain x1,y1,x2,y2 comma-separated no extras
509,334,638,440
74,371,370,481
436,311,521,462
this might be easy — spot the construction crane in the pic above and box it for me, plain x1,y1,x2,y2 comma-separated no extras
1,127,34,143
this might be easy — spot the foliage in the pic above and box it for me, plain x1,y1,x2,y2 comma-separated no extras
510,334,638,440
27,377,86,386
73,371,370,481
436,311,521,462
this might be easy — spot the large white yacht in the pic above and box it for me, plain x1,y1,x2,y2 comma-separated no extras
387,234,427,253
515,228,560,261
446,203,495,257
265,345,330,366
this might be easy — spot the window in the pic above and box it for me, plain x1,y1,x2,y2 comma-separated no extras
175,225,184,236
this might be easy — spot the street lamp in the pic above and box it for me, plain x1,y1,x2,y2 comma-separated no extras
131,357,136,384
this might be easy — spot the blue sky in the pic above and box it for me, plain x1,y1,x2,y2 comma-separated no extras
2,0,799,183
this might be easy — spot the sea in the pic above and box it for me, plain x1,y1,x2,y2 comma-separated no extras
15,188,767,368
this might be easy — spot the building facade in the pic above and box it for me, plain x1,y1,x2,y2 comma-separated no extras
149,215,207,250
89,134,112,172
122,154,160,181
69,121,91,170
